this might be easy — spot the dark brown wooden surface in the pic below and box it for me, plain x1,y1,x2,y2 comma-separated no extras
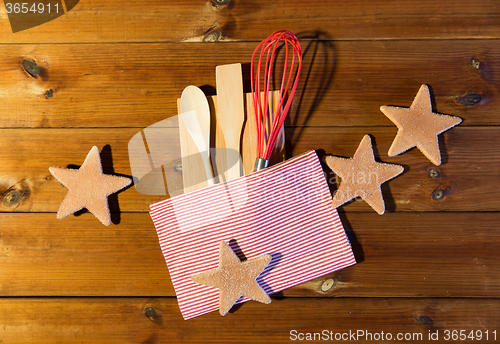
0,0,498,43
0,0,498,343
0,212,498,299
0,41,497,128
0,298,498,344
0,127,495,213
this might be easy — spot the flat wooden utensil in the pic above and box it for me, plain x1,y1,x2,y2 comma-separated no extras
180,86,215,187
177,100,209,194
242,90,285,175
215,63,245,182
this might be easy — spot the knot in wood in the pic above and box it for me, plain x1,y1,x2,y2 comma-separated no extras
203,30,222,42
144,306,162,323
4,190,22,206
1,182,30,209
22,59,40,78
456,93,481,106
2,189,28,208
418,314,434,326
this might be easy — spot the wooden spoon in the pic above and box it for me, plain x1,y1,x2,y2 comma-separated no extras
180,85,215,186
216,63,245,182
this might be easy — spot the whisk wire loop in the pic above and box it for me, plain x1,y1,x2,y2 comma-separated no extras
251,30,302,165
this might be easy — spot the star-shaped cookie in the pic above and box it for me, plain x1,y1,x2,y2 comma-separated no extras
380,84,462,165
325,135,404,215
49,146,131,226
191,240,272,316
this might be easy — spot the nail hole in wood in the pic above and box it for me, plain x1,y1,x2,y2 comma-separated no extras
432,189,445,201
144,307,157,321
320,278,335,292
428,168,440,179
470,58,481,70
211,0,231,8
174,160,182,173
45,89,54,99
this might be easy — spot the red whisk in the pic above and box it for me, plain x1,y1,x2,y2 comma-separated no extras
251,30,302,172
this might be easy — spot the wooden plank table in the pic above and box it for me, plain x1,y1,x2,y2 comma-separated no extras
0,1,498,342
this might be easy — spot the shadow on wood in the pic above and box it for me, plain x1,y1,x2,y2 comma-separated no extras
287,31,337,158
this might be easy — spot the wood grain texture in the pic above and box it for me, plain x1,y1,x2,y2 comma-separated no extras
0,0,498,43
0,212,497,298
0,213,170,297
289,126,500,212
0,297,497,343
0,127,494,213
288,212,500,298
0,1,498,341
0,40,497,128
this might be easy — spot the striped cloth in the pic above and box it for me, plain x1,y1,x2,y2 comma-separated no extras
150,150,356,319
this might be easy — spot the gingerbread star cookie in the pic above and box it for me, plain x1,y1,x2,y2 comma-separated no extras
380,84,462,165
191,240,272,316
49,146,131,226
325,135,404,215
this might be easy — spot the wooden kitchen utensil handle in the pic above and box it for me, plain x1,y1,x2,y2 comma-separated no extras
177,99,210,193
216,63,245,182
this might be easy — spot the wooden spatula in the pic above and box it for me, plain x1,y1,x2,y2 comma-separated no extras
215,63,245,182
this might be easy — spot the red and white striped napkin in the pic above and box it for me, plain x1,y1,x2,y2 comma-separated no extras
150,150,356,319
